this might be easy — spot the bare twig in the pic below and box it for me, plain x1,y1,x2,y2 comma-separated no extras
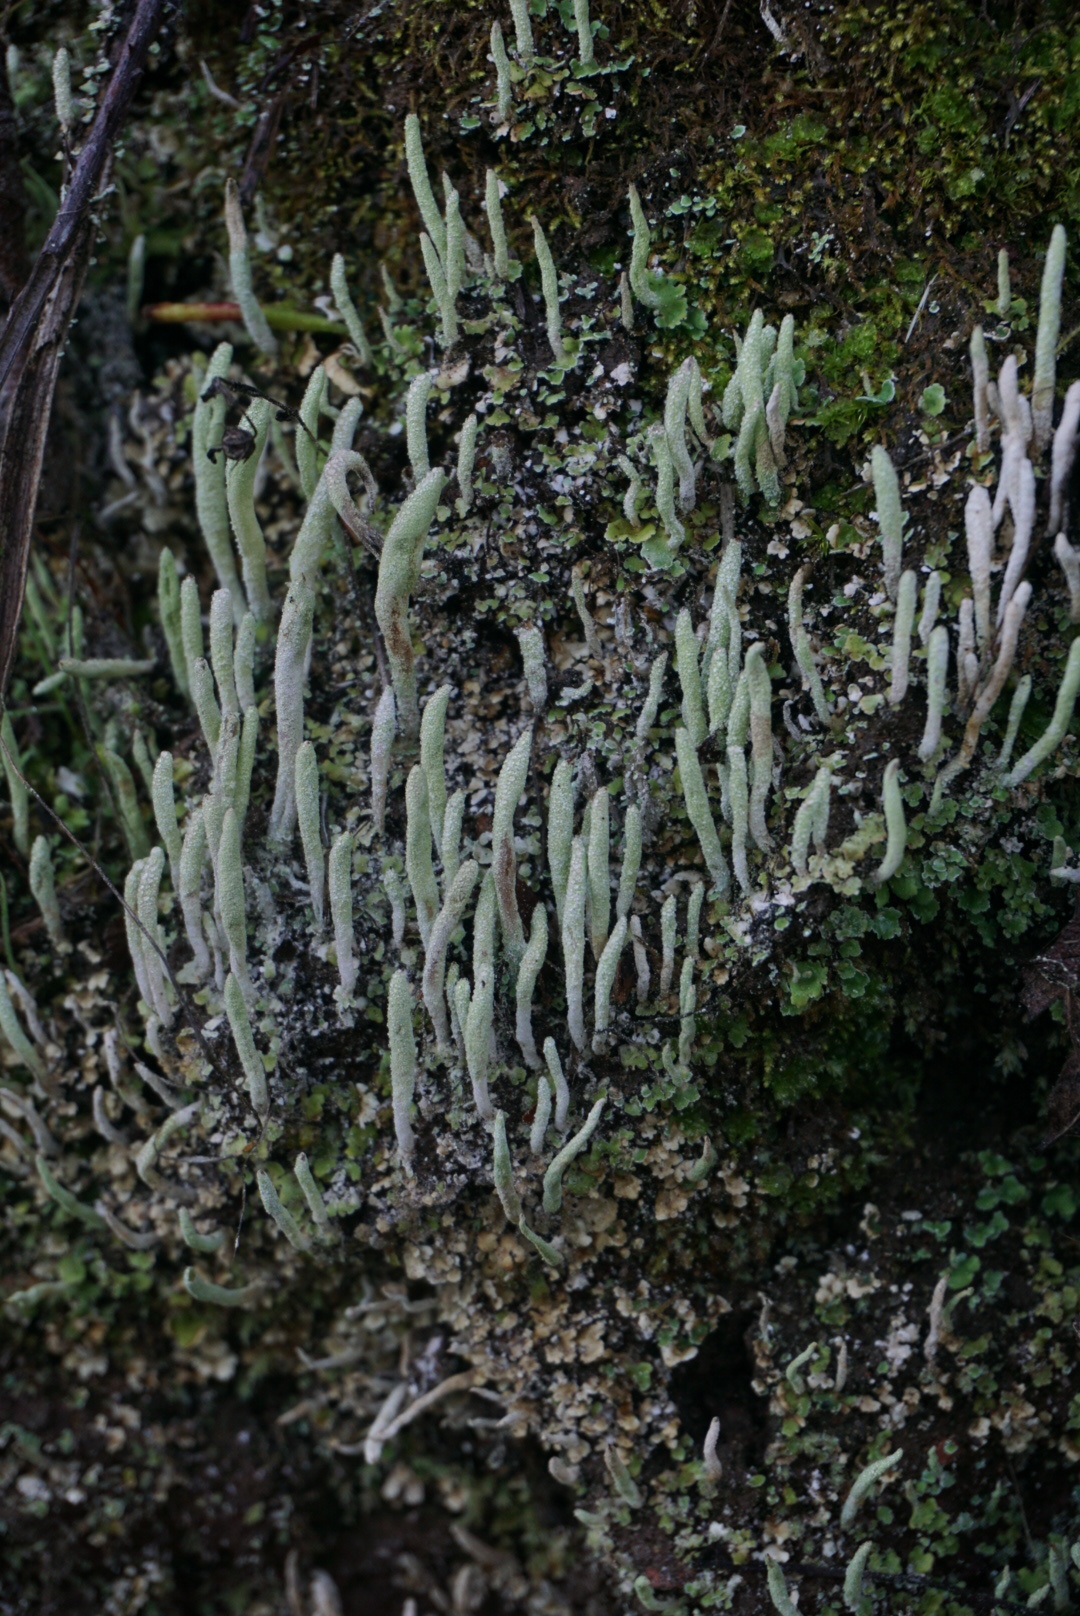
0,0,175,697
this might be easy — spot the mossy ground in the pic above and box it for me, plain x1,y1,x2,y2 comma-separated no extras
3,2,1080,1613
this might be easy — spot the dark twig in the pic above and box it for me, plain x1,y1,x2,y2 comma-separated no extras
0,0,175,699
0,53,29,304
707,0,735,54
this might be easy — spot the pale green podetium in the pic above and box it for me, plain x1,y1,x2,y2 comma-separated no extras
224,971,268,1118
485,170,511,280
405,766,440,950
1032,224,1066,453
659,892,676,997
532,216,566,365
99,746,150,860
295,742,325,935
51,45,73,132
627,184,660,311
216,807,251,994
329,831,357,1002
547,759,575,927
329,251,373,367
572,0,596,68
1,712,29,858
593,916,628,1050
224,181,278,359
419,684,451,847
268,584,313,846
871,445,905,603
665,359,697,511
257,1167,309,1252
157,548,190,699
790,766,831,880
562,836,588,1052
996,674,1032,771
178,806,211,979
373,468,448,739
745,643,773,851
0,971,48,1085
515,901,548,1069
675,728,729,896
295,1152,334,1240
586,785,610,962
179,573,203,688
29,836,65,950
1004,637,1080,788
296,365,327,502
420,229,459,345
224,396,274,621
423,860,480,1053
517,624,548,710
441,790,465,887
491,726,532,960
727,745,750,896
616,803,642,921
456,414,479,514
183,1269,260,1307
209,587,239,722
676,608,706,746
192,342,247,616
189,658,223,765
651,423,685,551
491,20,513,123
874,760,907,885
370,686,396,836
179,1207,225,1253
544,1037,570,1133
840,1448,904,1529
404,112,447,262
508,0,535,62
604,1447,642,1509
37,1154,105,1228
889,570,918,705
445,179,467,315
492,1110,523,1224
388,968,417,1167
543,1096,606,1214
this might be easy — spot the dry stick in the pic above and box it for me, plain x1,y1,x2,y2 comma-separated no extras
0,0,173,698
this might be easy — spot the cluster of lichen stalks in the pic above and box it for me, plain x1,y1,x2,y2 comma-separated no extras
4,33,1080,1609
